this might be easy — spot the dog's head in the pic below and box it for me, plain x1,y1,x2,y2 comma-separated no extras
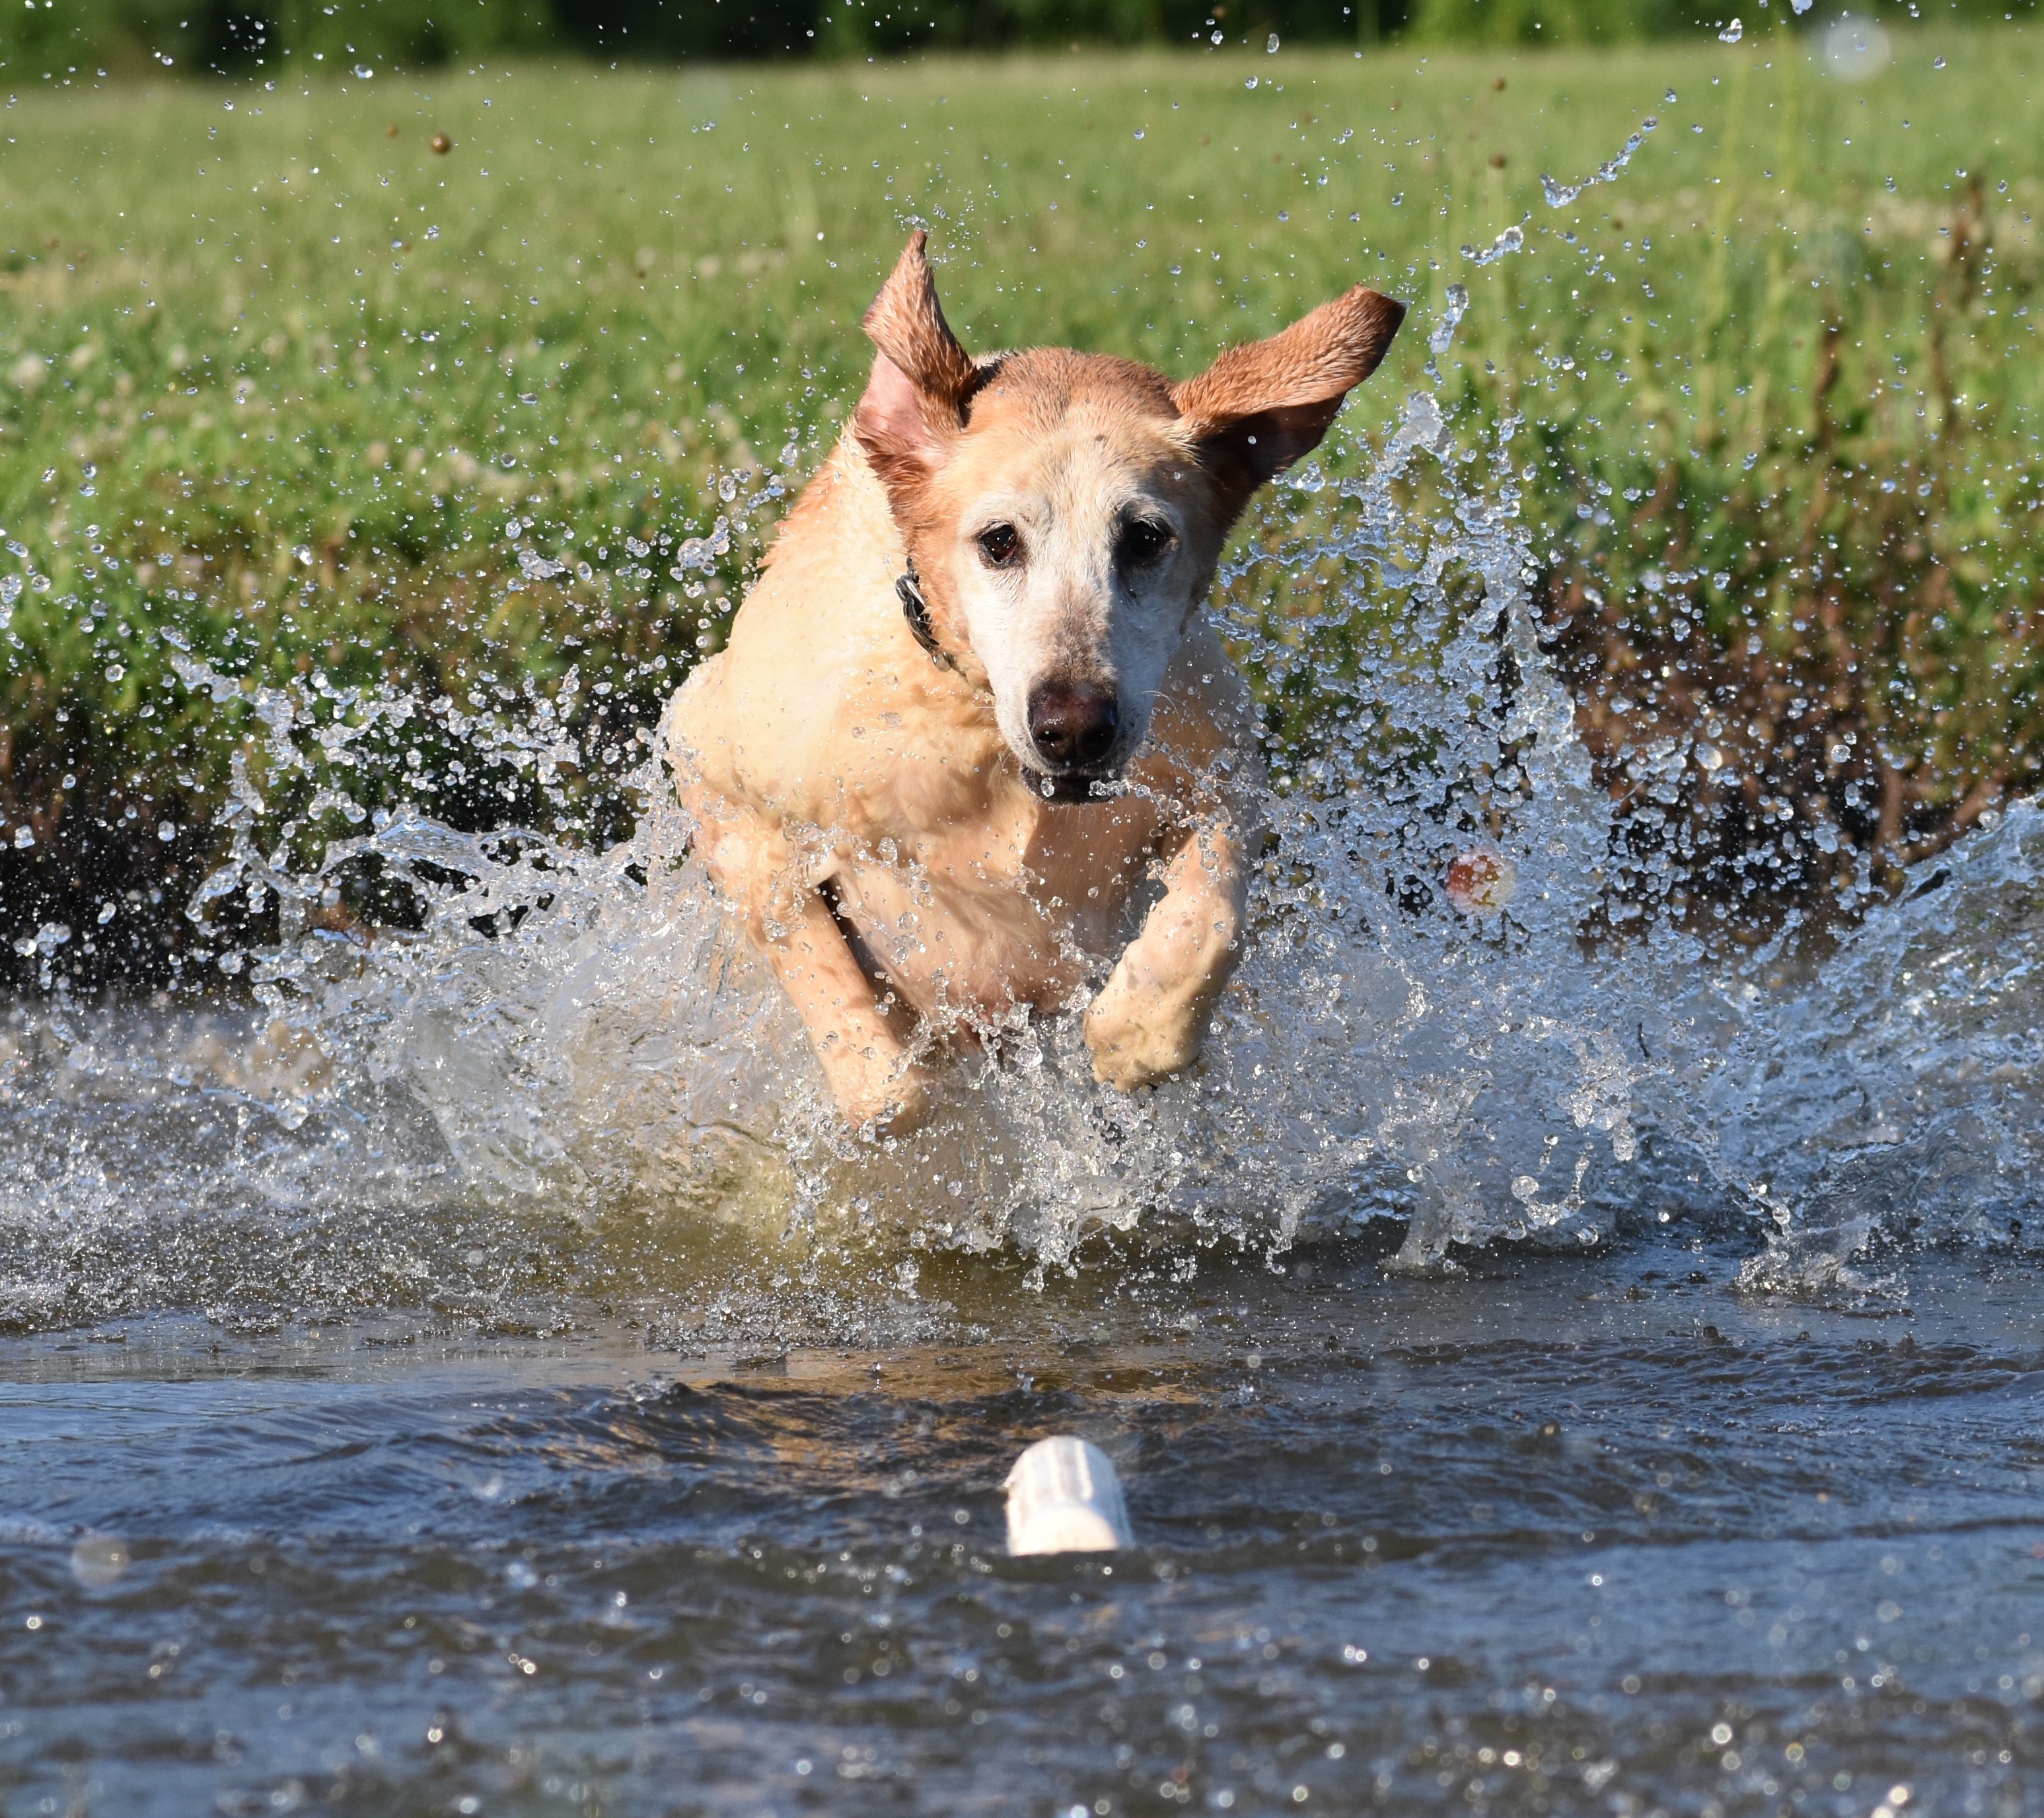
851,231,1405,801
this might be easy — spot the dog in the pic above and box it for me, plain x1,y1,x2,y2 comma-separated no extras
663,233,1405,1130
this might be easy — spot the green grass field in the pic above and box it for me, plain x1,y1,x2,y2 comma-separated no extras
1,25,2041,970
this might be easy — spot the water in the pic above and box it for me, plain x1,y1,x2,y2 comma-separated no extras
9,1248,2044,1817
9,114,2044,1815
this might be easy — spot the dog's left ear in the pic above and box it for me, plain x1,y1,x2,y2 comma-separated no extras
1173,286,1406,523
854,231,981,502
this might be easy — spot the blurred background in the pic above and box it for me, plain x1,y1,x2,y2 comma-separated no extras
5,0,2031,70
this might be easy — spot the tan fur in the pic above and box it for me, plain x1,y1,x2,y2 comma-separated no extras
665,238,1404,1130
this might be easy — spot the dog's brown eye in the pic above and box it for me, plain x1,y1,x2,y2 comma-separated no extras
976,523,1023,569
1118,518,1175,567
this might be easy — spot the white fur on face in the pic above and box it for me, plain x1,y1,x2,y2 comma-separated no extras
942,425,1205,779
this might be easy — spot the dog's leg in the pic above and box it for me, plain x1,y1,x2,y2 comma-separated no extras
755,885,933,1131
1083,806,1249,1091
696,807,931,1132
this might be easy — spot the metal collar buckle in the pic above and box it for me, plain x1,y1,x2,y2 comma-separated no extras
895,560,958,673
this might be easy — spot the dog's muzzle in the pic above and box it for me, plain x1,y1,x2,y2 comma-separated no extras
1025,682,1120,803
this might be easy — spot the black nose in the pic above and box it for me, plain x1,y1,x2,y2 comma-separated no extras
1027,682,1120,770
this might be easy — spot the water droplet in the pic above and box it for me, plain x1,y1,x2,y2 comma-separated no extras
1718,17,1742,43
71,1533,129,1589
1465,223,1524,268
1428,283,1470,358
1541,116,1658,209
1822,17,1891,80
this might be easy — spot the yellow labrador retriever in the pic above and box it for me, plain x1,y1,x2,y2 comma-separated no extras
665,234,1404,1130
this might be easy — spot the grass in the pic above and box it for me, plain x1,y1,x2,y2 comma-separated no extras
0,24,2040,980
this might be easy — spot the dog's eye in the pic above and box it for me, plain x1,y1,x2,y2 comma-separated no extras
976,523,1023,569
1118,518,1176,567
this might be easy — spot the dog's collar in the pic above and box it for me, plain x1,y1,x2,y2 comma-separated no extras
895,560,959,674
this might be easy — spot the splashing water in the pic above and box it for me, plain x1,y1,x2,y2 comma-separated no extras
1539,116,1659,210
1460,223,1525,270
1426,284,1471,371
1701,801,2044,1291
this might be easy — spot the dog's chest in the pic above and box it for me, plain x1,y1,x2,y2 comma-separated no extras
825,789,1165,1023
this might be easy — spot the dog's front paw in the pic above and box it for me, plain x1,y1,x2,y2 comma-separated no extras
827,1050,936,1136
1083,979,1202,1093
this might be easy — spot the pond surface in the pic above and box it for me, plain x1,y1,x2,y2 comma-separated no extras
5,1238,2043,1818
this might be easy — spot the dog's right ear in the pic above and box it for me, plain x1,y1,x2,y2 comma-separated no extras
854,231,979,500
